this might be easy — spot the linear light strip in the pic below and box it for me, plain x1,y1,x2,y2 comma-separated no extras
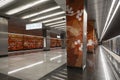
54,26,65,28
31,11,65,22
47,22,66,27
42,16,66,23
50,23,66,27
55,27,66,30
6,0,48,15
100,0,120,41
45,20,66,26
22,6,60,19
100,0,116,41
8,61,44,74
0,0,14,8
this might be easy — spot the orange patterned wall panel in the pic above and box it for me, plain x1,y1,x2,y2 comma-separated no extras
8,33,43,51
50,38,62,48
66,0,84,68
24,35,36,49
56,39,62,47
35,37,44,49
8,33,62,51
87,21,97,52
23,35,43,49
8,33,23,51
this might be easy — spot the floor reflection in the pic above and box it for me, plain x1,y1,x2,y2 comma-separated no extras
67,46,116,80
0,47,117,80
0,49,66,80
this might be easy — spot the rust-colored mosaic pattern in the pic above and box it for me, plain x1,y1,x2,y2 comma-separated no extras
8,33,23,51
87,21,97,52
8,33,43,51
8,33,62,51
66,0,84,67
23,35,43,49
50,38,62,48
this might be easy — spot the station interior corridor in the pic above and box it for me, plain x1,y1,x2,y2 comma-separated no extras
0,46,119,80
0,0,120,80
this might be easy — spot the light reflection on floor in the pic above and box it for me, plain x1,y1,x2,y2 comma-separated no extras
0,49,66,80
0,47,117,80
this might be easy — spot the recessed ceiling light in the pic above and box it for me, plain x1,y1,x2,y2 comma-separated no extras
50,23,66,27
55,26,66,29
42,16,66,23
22,6,61,19
0,0,14,8
6,0,48,15
55,26,65,28
100,0,120,41
31,11,65,22
57,35,60,38
45,20,66,26
100,0,116,40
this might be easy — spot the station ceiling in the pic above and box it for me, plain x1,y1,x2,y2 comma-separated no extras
0,0,120,41
0,0,66,32
87,0,120,41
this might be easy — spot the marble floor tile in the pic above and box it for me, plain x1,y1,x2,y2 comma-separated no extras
0,47,117,80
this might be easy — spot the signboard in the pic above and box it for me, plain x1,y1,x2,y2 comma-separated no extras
26,22,42,30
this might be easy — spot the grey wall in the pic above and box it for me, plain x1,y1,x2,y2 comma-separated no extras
0,17,8,56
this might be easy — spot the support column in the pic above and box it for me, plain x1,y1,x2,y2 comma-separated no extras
43,28,50,51
66,0,87,68
0,17,8,56
60,32,66,49
87,21,97,53
0,17,8,75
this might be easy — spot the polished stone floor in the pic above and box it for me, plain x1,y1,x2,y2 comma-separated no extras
0,49,66,80
67,46,116,80
39,46,117,80
0,73,21,80
0,46,117,80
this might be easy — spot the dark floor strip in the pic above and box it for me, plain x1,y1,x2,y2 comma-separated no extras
39,64,67,80
0,55,8,58
39,48,117,80
0,73,22,80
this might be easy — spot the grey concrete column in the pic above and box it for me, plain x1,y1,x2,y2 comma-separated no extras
43,28,50,51
61,39,66,49
0,17,8,56
0,17,8,74
60,32,66,49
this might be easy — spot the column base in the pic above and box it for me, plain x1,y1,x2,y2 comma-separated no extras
43,48,50,51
